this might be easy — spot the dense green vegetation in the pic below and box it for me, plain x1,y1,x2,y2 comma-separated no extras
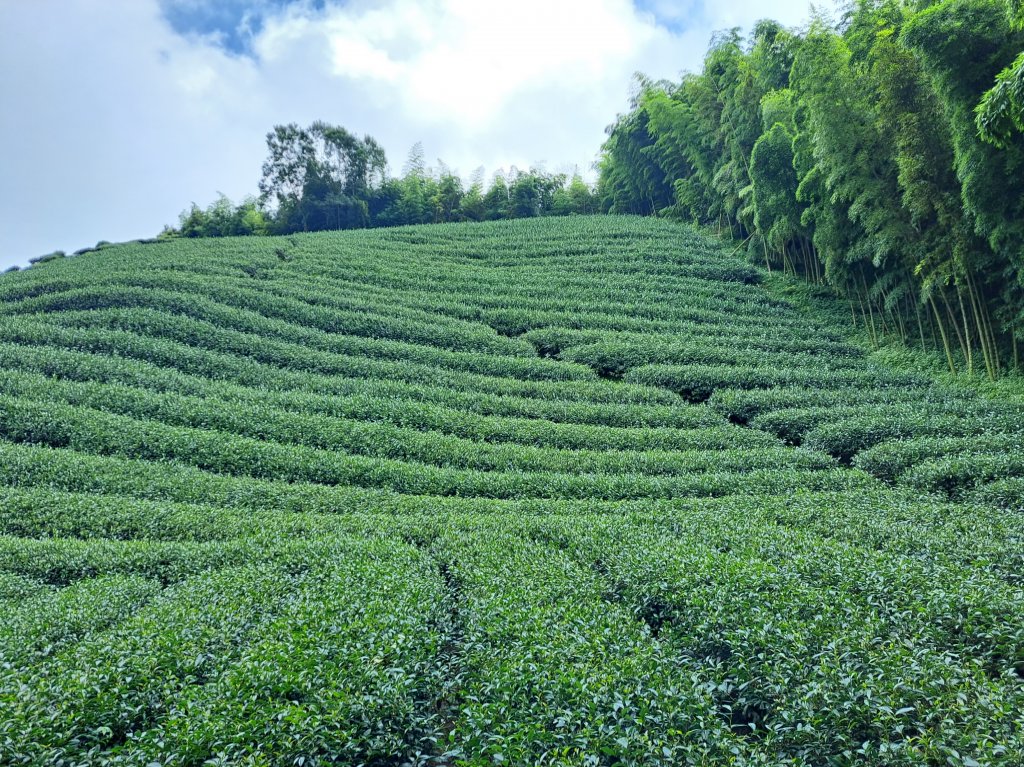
164,128,597,242
2,216,1022,765
598,0,1024,379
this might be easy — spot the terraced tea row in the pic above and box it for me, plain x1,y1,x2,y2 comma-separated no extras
1,216,1021,765
3,497,1022,764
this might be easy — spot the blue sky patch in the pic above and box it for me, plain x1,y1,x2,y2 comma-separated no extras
159,0,326,55
632,0,699,33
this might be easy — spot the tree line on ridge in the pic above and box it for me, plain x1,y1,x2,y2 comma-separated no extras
167,124,598,240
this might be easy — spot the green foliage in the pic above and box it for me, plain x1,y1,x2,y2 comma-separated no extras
974,0,1024,146
976,49,1024,146
178,194,268,238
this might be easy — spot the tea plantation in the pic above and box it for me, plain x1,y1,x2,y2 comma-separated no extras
0,216,1022,765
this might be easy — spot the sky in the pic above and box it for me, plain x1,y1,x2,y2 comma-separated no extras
0,0,838,269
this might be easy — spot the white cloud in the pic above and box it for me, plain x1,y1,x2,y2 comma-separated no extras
0,0,266,267
0,0,835,268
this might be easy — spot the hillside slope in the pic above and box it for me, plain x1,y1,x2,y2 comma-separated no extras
0,216,1021,765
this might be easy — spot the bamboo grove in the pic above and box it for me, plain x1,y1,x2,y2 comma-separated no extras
598,0,1024,378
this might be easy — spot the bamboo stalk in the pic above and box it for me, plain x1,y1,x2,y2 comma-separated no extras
929,296,956,374
956,287,974,377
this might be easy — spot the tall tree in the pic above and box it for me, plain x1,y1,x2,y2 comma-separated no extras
258,122,386,233
598,80,675,215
